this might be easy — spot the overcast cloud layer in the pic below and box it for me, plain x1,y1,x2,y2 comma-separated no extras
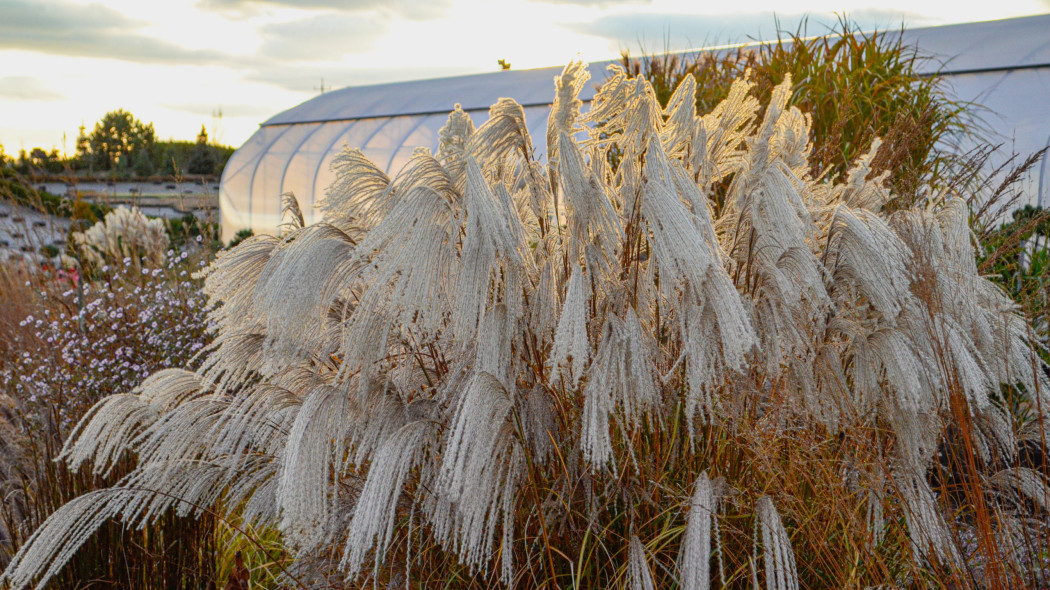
0,0,232,64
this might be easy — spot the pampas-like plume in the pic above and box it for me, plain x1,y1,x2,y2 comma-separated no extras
277,383,351,549
321,148,392,229
342,420,437,577
59,369,203,476
1,491,126,590
546,60,589,175
72,206,169,269
756,497,799,590
582,309,659,467
894,469,963,567
628,534,657,590
679,472,715,590
7,59,1050,590
558,132,623,274
641,136,714,298
549,266,591,387
454,159,525,340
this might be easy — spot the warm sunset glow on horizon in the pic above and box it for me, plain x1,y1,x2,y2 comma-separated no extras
1,0,1047,155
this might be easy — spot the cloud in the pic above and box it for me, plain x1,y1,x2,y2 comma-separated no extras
198,0,450,20
530,0,650,6
0,0,232,64
258,13,387,60
569,10,930,51
162,102,278,118
0,77,65,101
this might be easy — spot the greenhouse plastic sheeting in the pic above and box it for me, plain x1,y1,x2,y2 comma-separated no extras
221,105,554,237
220,14,1050,239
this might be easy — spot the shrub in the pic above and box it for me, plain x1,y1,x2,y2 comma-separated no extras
166,213,222,252
3,62,1049,590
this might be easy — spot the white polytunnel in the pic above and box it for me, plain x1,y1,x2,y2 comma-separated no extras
219,13,1050,239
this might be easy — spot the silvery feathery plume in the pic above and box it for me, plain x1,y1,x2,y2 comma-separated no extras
129,392,228,472
279,191,305,234
342,420,438,578
838,139,890,211
661,74,699,163
320,147,393,230
628,534,657,590
466,98,534,176
644,135,757,424
989,467,1050,513
72,206,170,269
549,266,592,387
585,65,662,161
198,232,277,332
679,472,715,590
438,103,475,159
858,325,931,414
721,78,812,256
640,136,713,298
253,223,355,374
440,372,514,506
557,132,623,275
755,496,799,590
454,158,526,341
972,403,1017,465
390,148,457,207
529,258,561,341
893,468,962,567
520,158,557,237
769,105,813,175
696,77,760,187
434,370,523,580
546,60,590,182
331,185,458,375
276,383,351,549
58,369,204,477
581,309,659,468
207,381,301,467
1,490,126,590
827,205,914,322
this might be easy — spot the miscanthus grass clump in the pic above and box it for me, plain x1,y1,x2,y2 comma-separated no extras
4,62,1049,589
72,206,170,271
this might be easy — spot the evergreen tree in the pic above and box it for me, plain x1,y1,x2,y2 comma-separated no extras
74,123,91,171
187,124,216,175
133,147,154,178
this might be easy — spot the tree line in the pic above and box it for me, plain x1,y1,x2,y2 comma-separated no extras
0,109,235,179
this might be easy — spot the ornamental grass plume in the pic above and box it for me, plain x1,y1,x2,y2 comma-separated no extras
4,60,1050,589
72,206,169,270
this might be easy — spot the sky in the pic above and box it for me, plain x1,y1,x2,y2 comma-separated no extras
1,0,1048,156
